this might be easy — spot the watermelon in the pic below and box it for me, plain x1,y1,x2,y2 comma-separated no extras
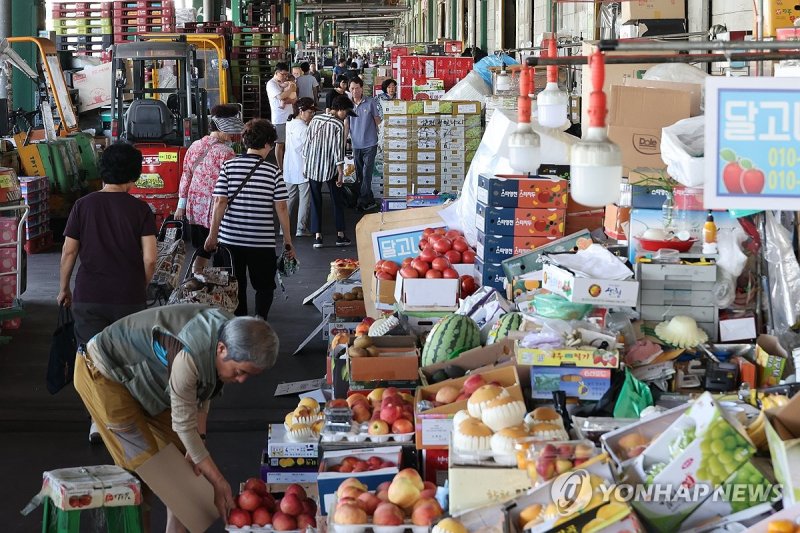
486,312,523,345
421,315,481,367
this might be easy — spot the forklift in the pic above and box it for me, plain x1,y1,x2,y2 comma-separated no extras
110,39,209,227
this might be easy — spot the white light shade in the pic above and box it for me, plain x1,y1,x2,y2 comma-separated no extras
496,71,512,92
569,127,622,207
508,123,541,174
537,82,570,129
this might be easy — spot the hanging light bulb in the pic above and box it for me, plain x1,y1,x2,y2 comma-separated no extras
537,38,570,130
496,59,512,92
507,64,541,174
569,49,622,208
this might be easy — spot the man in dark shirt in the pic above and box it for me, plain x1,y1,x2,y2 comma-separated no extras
58,142,158,442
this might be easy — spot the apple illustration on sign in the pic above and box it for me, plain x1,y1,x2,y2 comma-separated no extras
720,148,765,194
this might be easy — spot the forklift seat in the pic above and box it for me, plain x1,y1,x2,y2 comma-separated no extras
125,99,174,140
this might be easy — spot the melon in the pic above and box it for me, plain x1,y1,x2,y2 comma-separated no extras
486,312,523,345
421,315,481,367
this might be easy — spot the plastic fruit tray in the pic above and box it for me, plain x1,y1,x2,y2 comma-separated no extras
635,235,697,253
320,431,414,444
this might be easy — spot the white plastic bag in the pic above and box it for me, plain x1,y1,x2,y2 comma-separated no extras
661,116,705,187
441,70,492,104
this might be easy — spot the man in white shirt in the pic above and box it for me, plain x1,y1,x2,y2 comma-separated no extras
266,62,294,168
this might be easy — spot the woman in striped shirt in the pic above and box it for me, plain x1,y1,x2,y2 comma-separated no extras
302,95,355,249
205,119,295,320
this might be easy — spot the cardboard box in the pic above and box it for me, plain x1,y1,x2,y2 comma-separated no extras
542,262,640,307
624,78,702,118
72,62,113,112
474,258,506,292
266,424,319,458
448,459,532,515
397,306,450,337
766,392,800,506
500,230,591,282
393,275,459,311
414,365,523,449
631,185,671,209
565,209,606,235
476,174,569,208
756,335,788,387
605,204,631,240
530,366,613,401
620,0,685,24
475,203,566,238
477,232,558,264
419,339,515,385
607,85,693,178
334,300,366,318
263,470,319,485
763,0,800,36
516,342,620,369
317,447,402,515
422,449,449,486
374,276,397,310
348,335,419,382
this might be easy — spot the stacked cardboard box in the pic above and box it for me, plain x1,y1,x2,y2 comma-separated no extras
381,100,481,211
396,56,474,100
474,174,569,290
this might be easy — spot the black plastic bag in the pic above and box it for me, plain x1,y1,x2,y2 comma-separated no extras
46,305,77,394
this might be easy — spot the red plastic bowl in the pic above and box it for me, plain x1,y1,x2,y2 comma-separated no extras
635,236,697,252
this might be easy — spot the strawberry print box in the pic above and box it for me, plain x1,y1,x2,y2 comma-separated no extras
477,174,569,208
475,203,566,238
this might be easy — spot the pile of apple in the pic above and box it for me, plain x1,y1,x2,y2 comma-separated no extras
228,479,317,530
326,455,397,473
328,387,415,435
423,374,495,406
332,469,442,527
373,227,478,297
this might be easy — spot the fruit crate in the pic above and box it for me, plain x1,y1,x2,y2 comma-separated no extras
182,21,234,32
232,25,282,34
24,230,54,255
230,49,283,60
114,23,176,33
112,14,173,25
55,23,113,36
51,2,112,18
55,34,113,52
232,33,283,46
110,0,174,8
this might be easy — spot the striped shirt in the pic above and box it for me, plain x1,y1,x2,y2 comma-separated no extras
302,113,346,182
213,154,288,247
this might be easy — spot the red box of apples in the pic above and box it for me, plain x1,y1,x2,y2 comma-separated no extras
227,478,317,531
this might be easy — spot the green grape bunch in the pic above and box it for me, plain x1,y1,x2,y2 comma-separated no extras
697,418,754,486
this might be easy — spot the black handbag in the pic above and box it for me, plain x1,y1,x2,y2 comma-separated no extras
46,305,78,394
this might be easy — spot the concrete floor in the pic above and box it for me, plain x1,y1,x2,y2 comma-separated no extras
0,205,363,531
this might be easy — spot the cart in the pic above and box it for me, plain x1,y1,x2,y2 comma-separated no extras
0,203,29,343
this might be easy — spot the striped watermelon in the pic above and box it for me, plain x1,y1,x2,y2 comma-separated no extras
421,315,481,366
487,312,523,345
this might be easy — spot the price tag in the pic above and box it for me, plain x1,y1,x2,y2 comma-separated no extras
0,174,13,188
421,418,452,446
158,152,178,163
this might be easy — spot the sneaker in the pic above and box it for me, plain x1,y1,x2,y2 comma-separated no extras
336,235,352,247
89,421,102,445
313,237,324,249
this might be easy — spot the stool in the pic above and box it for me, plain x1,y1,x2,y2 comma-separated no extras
30,465,144,533
42,497,143,533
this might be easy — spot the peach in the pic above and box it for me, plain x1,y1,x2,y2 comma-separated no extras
463,374,487,395
252,507,272,527
334,503,367,525
346,393,368,407
297,514,317,530
272,511,298,531
377,481,392,493
352,461,369,472
336,497,358,510
285,484,307,500
301,498,317,516
339,485,367,501
367,456,383,469
392,418,414,434
388,477,421,508
373,502,405,526
352,404,372,423
411,498,443,526
357,491,382,515
420,481,437,499
336,478,367,498
280,493,303,516
376,490,390,502
395,468,425,490
369,420,390,435
435,385,460,404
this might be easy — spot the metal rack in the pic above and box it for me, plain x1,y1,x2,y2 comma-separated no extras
0,203,29,344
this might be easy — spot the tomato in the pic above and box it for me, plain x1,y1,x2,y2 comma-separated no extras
442,268,459,279
411,258,430,276
376,270,395,280
418,238,429,250
401,257,413,267
461,250,476,264
452,238,469,253
381,261,399,276
445,229,462,241
434,228,446,236
433,238,453,254
431,256,451,272
400,266,419,278
425,268,443,278
444,249,462,264
460,274,477,296
427,233,442,244
418,247,438,263
423,227,435,236
374,260,385,272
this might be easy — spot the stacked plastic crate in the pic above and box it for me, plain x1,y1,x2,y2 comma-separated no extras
112,0,175,44
52,1,114,57
19,176,53,255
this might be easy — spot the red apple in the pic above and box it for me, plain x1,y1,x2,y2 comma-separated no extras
252,507,272,526
297,514,317,529
280,493,304,516
273,511,298,531
301,498,317,516
381,405,403,424
285,484,307,501
244,477,268,496
741,168,765,194
723,161,744,193
462,374,487,395
238,490,262,512
229,508,252,528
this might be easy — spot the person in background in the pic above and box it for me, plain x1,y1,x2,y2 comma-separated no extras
378,78,397,102
57,142,158,444
344,60,359,81
354,54,363,71
175,104,245,279
73,304,279,532
295,61,319,102
302,95,354,249
333,58,347,78
348,76,381,212
326,75,350,113
309,62,322,86
266,63,294,169
283,98,316,237
205,119,295,320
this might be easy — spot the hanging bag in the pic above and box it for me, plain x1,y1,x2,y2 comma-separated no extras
46,304,77,394
168,245,239,312
152,216,186,291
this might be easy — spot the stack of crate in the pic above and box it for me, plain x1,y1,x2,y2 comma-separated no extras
112,0,175,44
52,1,114,57
19,176,53,254
240,0,284,30
230,26,285,120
